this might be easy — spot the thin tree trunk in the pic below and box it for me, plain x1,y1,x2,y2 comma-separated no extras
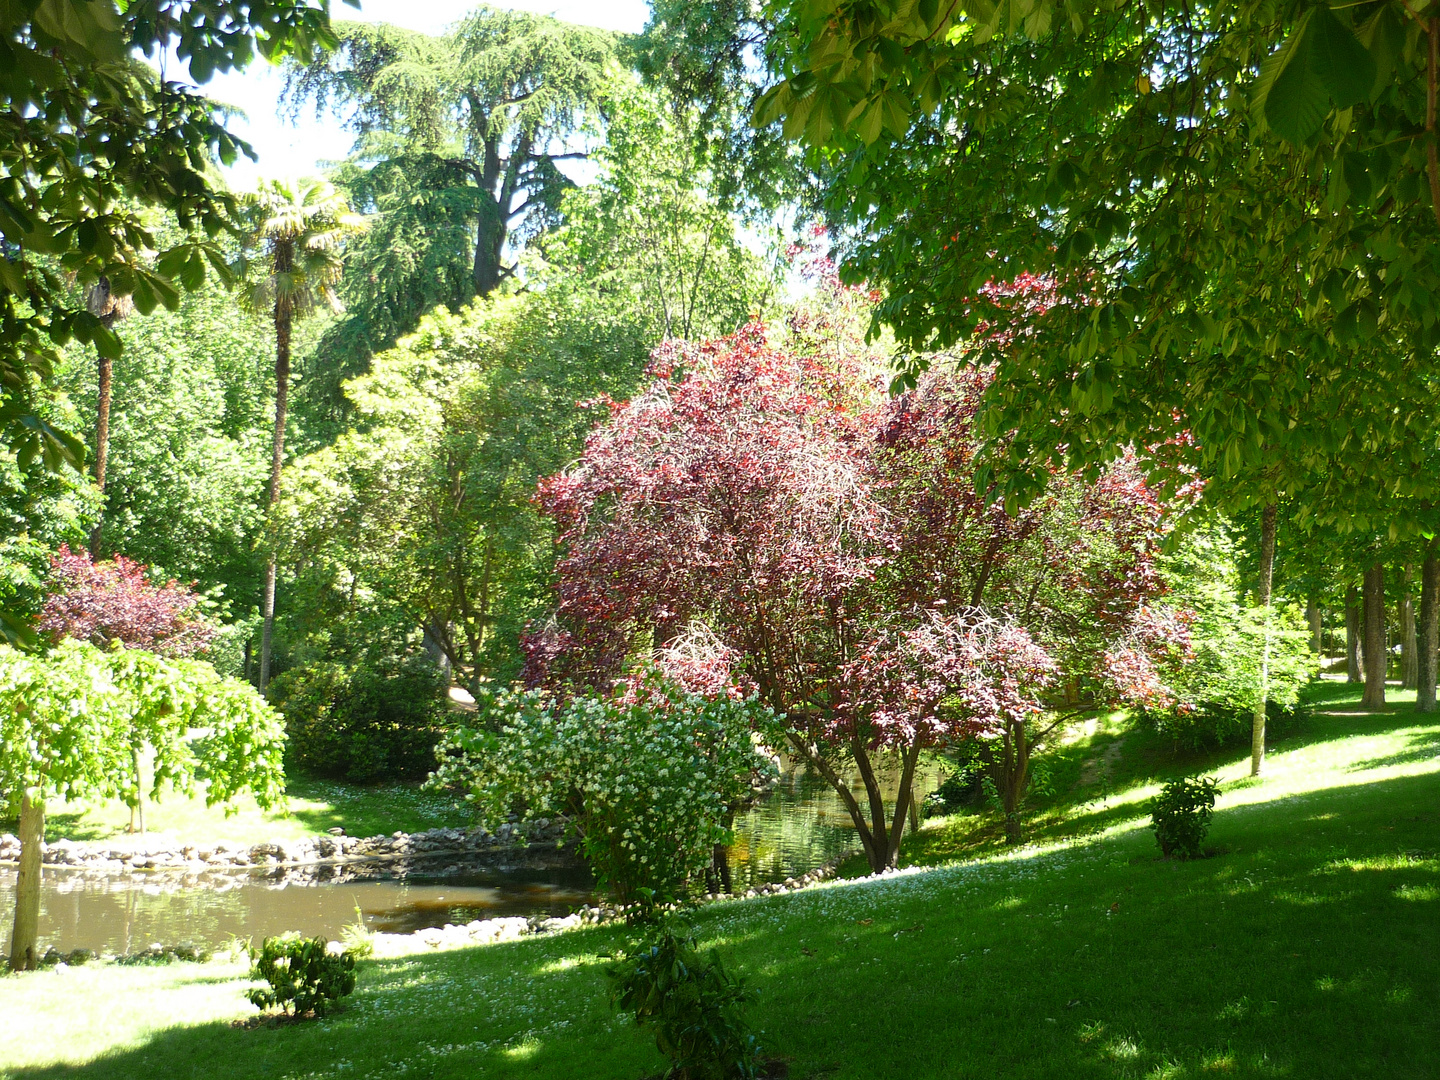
1362,562,1387,709
1346,584,1363,683
8,794,44,972
883,738,923,868
1250,504,1277,777
1002,718,1029,843
1402,566,1419,689
88,350,113,559
1306,594,1322,655
1418,552,1439,713
131,745,144,835
258,307,292,694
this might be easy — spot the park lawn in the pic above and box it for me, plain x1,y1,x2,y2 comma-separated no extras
0,688,1436,1080
0,776,472,848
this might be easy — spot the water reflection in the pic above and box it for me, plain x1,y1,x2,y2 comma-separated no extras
0,757,943,954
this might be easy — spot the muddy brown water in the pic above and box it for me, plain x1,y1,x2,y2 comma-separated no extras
0,760,943,955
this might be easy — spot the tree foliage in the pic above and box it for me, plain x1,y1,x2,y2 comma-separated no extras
534,322,1170,865
38,544,216,657
282,6,618,404
0,0,350,463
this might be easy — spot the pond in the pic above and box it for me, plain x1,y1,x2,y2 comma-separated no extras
0,757,945,956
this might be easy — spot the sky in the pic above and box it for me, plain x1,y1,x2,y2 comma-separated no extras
205,0,652,188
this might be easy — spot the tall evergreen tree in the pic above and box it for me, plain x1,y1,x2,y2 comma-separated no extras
281,8,617,416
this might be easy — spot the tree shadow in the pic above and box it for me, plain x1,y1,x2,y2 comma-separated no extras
5,770,1437,1080
5,930,656,1080
1347,728,1440,772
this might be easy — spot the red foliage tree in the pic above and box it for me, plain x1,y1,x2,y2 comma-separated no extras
38,546,215,658
538,325,1172,868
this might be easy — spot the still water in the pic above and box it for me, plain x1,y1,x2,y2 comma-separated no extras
0,758,942,955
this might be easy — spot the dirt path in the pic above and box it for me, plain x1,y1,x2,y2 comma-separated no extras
1078,737,1127,788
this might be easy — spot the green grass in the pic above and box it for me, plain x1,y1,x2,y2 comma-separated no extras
0,776,472,847
0,683,1436,1079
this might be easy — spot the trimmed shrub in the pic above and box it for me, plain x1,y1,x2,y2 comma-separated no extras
271,654,449,782
245,935,357,1018
1151,775,1219,858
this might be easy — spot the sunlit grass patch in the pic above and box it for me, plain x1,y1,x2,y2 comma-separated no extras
0,693,1436,1079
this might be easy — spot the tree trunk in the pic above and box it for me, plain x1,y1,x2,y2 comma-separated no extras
128,745,145,835
8,794,44,972
1346,584,1363,683
1362,562,1387,709
1418,554,1439,713
710,842,733,895
88,349,113,559
258,306,291,694
1306,594,1322,655
883,738,923,868
1401,566,1418,689
473,201,504,297
1001,718,1029,843
1250,504,1277,777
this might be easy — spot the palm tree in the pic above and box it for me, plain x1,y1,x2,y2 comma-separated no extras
83,276,134,559
239,179,366,693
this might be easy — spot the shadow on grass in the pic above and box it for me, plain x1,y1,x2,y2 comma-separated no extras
735,770,1440,1080
5,927,655,1080
6,760,1438,1080
893,701,1440,872
1348,727,1440,773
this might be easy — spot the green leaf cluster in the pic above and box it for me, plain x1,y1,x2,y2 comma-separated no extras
0,638,285,812
0,0,352,460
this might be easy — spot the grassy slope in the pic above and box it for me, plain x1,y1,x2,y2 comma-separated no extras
0,683,1436,1080
0,776,472,847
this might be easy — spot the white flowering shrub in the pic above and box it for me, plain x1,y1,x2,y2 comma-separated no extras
432,670,776,903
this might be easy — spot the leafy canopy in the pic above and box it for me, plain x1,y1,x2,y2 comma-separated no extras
0,0,354,464
0,639,285,811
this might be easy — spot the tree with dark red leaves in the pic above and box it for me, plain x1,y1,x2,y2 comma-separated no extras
36,545,218,835
38,545,215,659
537,325,1171,868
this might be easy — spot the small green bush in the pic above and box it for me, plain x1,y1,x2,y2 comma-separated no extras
271,654,449,782
1150,776,1219,858
607,919,761,1080
245,935,357,1018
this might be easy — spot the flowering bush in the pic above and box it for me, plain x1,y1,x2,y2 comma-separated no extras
432,671,776,903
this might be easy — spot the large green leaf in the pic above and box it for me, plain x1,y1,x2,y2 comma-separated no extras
1258,6,1377,143
1259,12,1328,143
1308,4,1376,110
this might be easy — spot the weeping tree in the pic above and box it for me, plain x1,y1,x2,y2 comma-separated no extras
1,640,285,971
38,545,218,831
237,179,364,693
281,8,616,407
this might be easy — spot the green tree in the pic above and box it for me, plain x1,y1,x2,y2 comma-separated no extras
275,109,771,688
237,179,364,694
1,640,285,970
81,277,133,557
542,83,779,341
279,287,652,687
282,7,618,407
59,276,279,600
